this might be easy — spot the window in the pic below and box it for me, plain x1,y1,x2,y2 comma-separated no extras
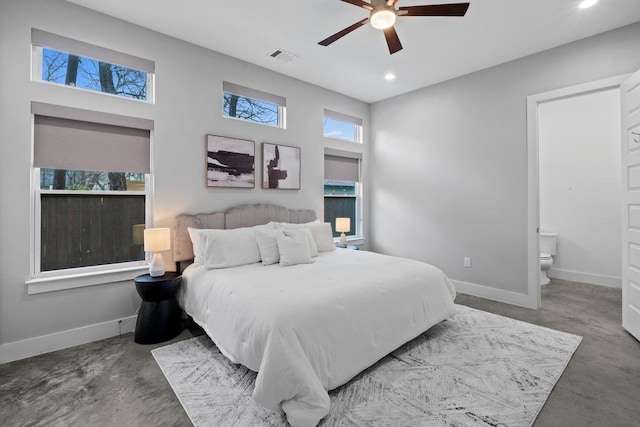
31,102,153,279
323,109,363,143
31,29,154,102
324,149,362,239
223,81,286,128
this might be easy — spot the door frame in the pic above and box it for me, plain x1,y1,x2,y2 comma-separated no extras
525,74,630,309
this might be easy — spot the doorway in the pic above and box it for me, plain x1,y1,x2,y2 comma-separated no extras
526,75,629,309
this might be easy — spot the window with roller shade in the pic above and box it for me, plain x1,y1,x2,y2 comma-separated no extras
31,29,154,102
223,81,286,128
323,109,363,143
31,102,153,274
324,148,362,238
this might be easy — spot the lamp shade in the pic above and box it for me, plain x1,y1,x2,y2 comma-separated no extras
144,228,171,252
335,217,351,233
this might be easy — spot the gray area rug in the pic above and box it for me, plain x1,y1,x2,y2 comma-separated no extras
152,305,581,426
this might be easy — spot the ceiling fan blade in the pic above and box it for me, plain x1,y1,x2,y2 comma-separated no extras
319,18,370,46
340,0,374,11
398,3,470,17
383,26,403,54
386,0,399,5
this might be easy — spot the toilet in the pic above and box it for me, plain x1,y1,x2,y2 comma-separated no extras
539,232,558,286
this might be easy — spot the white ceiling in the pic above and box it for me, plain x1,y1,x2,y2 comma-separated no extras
66,0,640,103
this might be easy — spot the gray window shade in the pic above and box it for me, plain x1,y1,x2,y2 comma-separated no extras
324,109,363,126
32,28,155,73
223,81,286,107
324,149,361,182
33,104,151,174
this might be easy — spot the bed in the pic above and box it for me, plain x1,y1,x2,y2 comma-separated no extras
172,204,457,426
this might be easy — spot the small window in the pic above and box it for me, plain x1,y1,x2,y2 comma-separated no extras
323,109,363,143
223,81,286,128
31,29,154,102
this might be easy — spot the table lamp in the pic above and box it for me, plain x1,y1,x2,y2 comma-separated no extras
335,217,351,248
144,227,171,277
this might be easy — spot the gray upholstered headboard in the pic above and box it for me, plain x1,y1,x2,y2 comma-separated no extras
172,203,317,263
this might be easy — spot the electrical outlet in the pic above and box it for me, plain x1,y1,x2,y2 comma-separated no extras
464,257,472,268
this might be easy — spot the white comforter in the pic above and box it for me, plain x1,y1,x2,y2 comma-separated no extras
179,249,456,426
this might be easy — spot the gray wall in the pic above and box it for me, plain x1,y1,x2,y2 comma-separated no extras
0,0,369,347
370,22,640,296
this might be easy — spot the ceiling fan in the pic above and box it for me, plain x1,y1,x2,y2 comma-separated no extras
319,0,470,54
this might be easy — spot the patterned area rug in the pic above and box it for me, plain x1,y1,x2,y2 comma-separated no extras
152,305,581,426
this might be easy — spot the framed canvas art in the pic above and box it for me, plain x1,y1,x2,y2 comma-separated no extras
262,143,300,190
206,135,255,188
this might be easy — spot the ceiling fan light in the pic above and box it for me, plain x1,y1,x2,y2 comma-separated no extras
579,0,597,8
370,9,396,30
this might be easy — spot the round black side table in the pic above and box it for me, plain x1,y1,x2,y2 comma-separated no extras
134,272,183,344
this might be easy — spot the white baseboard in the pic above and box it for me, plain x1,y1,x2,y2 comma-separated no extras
548,269,621,288
452,279,536,309
0,315,137,365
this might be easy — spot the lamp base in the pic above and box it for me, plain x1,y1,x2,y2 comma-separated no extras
338,232,348,248
149,252,165,277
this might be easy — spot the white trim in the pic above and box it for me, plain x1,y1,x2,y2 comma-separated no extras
452,279,536,309
0,315,137,365
548,269,622,288
26,264,148,295
526,74,630,310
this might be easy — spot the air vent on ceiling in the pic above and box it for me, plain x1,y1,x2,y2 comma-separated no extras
268,48,297,63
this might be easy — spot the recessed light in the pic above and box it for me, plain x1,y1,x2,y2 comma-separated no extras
579,0,597,9
384,73,396,81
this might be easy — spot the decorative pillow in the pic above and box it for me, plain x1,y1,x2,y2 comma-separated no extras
273,220,319,229
277,232,312,266
187,227,206,265
256,228,285,265
189,223,273,266
201,225,274,269
308,223,336,252
283,228,318,257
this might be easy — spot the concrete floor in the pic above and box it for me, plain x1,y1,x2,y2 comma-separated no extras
1,279,639,426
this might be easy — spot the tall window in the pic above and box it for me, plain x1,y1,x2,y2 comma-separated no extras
31,29,154,102
324,149,362,238
223,81,286,128
323,109,363,143
32,102,152,275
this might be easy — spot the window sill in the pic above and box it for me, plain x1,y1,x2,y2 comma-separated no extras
334,236,365,246
26,264,149,295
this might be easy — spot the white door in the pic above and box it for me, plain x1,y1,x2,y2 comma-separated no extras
621,68,640,341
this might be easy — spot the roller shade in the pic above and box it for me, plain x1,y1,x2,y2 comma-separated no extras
324,109,363,126
223,81,286,107
32,28,155,73
324,148,361,182
33,103,151,174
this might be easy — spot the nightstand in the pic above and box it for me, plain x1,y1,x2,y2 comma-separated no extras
338,244,360,250
134,272,183,344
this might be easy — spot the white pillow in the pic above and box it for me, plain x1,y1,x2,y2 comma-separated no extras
189,223,273,266
283,228,318,257
273,220,319,229
187,227,206,265
277,232,312,266
202,225,274,269
256,228,285,265
308,223,336,252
